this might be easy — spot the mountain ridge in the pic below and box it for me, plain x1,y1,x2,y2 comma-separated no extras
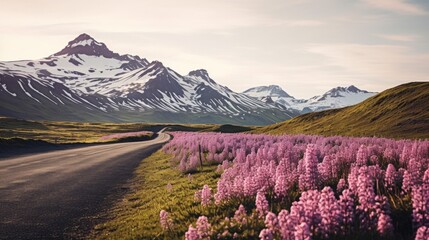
1,33,374,124
0,34,295,125
243,84,377,112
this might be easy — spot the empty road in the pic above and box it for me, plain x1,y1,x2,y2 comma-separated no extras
0,132,170,239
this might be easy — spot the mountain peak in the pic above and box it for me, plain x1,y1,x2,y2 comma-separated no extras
266,85,282,90
64,33,104,49
326,85,368,95
150,60,164,68
53,33,119,58
315,85,371,101
142,61,168,74
346,85,368,93
189,69,210,80
71,33,96,42
243,85,293,98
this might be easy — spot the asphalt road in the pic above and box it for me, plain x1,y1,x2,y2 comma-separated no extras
0,132,170,239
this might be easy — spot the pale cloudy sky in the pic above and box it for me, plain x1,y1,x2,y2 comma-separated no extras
1,0,428,98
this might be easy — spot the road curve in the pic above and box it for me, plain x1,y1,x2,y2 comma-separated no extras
0,132,170,239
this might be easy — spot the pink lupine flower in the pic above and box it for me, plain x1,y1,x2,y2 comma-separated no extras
408,158,423,185
357,166,377,231
415,226,429,240
412,169,429,228
294,222,311,240
275,160,292,197
400,144,412,165
298,174,306,192
194,190,202,203
233,204,247,225
339,189,355,232
256,191,269,217
264,212,279,231
292,189,322,232
185,225,199,240
196,216,211,238
385,164,397,191
319,187,341,237
299,144,319,190
403,170,412,193
319,155,336,182
159,210,173,230
201,184,212,206
375,195,395,237
357,166,376,208
278,209,294,240
232,175,244,196
188,155,200,172
347,166,359,193
214,171,232,204
259,228,273,240
383,147,397,161
244,176,258,196
356,145,368,166
377,212,394,237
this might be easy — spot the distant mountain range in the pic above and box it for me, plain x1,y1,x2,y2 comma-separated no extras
255,82,429,139
243,85,376,113
0,33,374,124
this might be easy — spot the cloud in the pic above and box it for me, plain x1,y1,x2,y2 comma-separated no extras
379,34,418,42
362,0,427,15
308,43,429,85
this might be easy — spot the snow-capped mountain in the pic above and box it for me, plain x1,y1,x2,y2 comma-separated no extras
0,33,295,125
243,85,293,104
243,85,377,113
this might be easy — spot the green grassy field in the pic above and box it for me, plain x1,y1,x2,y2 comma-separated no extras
0,116,152,143
0,116,253,144
255,82,429,139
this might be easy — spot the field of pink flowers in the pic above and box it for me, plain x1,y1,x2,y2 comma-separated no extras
162,132,429,240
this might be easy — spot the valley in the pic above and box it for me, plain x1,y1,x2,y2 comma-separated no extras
1,7,428,239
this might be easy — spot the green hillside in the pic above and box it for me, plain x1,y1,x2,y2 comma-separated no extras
255,82,429,139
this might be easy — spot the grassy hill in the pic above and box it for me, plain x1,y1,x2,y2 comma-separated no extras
255,82,429,139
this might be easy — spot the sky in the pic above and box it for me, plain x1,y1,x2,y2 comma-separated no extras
1,0,428,98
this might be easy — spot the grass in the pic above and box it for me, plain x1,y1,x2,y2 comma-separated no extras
92,150,221,239
0,117,152,144
255,82,429,140
0,116,253,144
